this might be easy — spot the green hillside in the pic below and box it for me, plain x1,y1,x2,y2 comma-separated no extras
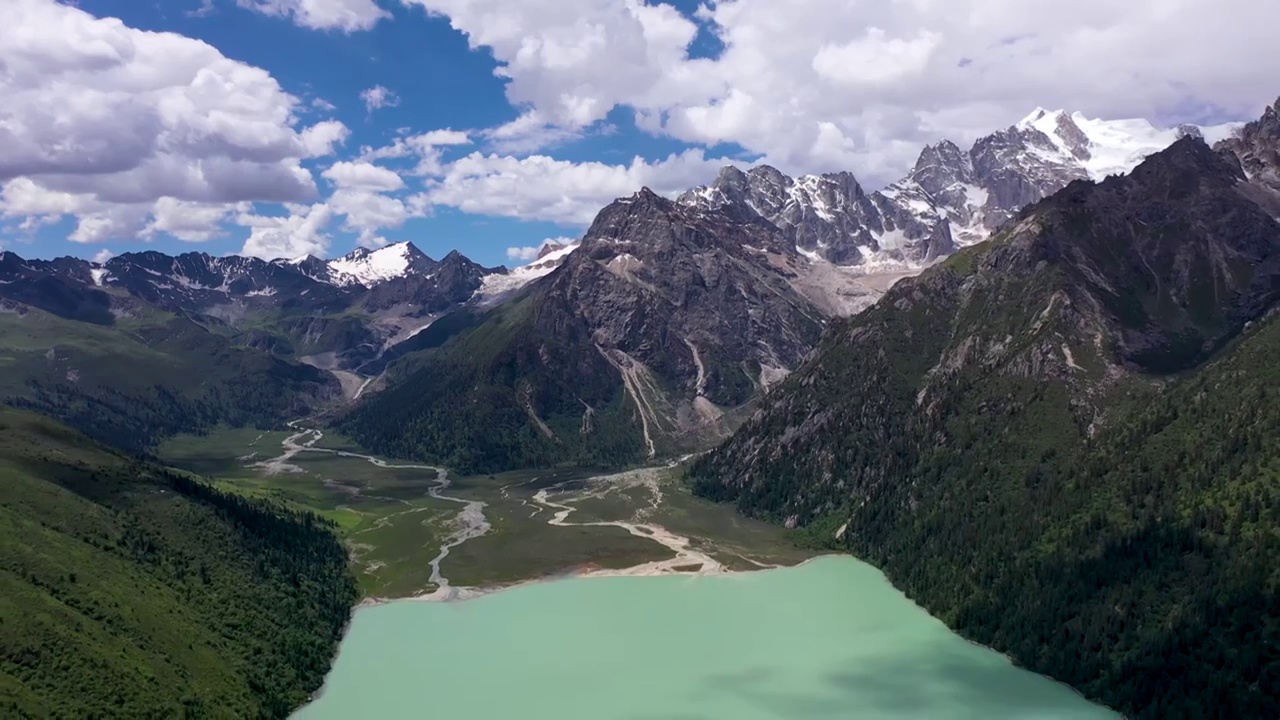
339,292,647,474
0,406,358,718
690,136,1280,717
0,303,337,454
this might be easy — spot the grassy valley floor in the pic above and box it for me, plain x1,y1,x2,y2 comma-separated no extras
157,425,816,601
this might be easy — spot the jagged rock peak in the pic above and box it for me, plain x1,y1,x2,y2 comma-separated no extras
1176,124,1204,141
1214,96,1280,194
716,165,750,183
537,241,571,260
746,164,791,184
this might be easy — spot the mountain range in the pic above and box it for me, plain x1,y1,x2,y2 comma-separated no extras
6,90,1280,719
338,109,1242,470
689,97,1280,718
0,106,1242,468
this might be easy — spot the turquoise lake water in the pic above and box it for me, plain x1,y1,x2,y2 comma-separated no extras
295,556,1119,719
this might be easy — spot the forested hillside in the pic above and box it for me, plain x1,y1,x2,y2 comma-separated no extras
690,108,1280,718
0,407,358,718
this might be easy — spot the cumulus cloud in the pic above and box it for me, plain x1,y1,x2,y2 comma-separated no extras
322,161,406,191
423,149,724,225
361,85,400,113
239,203,334,259
238,0,388,32
328,188,421,240
301,121,352,158
0,0,350,244
482,110,588,153
506,236,576,262
358,129,473,175
505,246,541,261
405,0,1280,185
144,198,249,243
318,161,424,247
92,249,115,263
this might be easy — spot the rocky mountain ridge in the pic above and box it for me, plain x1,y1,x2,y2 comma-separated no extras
339,187,832,471
680,109,1240,268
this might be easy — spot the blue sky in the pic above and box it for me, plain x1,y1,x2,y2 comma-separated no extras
1,0,1273,266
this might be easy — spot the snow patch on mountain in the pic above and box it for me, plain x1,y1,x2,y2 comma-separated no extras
477,241,579,299
681,107,1233,270
1018,109,1243,181
327,243,419,286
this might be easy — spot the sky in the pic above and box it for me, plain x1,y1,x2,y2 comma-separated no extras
1,0,1277,268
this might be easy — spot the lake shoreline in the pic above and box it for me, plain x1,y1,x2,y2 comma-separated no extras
354,551,842,609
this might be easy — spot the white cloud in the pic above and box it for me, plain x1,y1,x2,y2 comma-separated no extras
424,149,723,225
811,28,942,87
239,203,333,259
505,236,575,262
92,248,115,263
358,129,472,175
318,161,424,247
144,198,249,242
70,207,150,244
301,121,352,157
322,161,406,191
406,0,1280,185
0,0,350,245
329,188,418,232
361,84,400,113
482,110,584,153
506,246,541,261
0,177,249,244
238,0,389,32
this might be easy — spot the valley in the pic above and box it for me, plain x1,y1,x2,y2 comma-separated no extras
157,423,815,601
3,48,1278,716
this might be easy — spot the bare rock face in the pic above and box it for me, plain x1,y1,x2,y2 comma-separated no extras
538,187,824,410
1216,97,1280,194
681,108,1214,266
341,187,832,470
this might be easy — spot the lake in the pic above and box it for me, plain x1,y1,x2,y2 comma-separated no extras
295,556,1119,719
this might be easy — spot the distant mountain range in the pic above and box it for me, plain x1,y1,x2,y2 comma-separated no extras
679,109,1238,266
0,105,1242,467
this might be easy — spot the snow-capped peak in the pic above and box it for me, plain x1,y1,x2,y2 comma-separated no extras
1016,106,1062,130
1013,108,1240,182
327,242,428,287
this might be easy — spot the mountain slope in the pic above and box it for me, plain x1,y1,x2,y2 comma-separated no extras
688,101,1280,718
0,406,357,718
0,287,339,453
340,188,827,473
